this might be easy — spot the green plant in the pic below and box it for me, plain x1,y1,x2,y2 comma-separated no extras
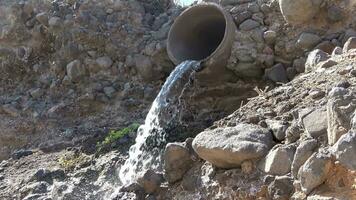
97,123,140,151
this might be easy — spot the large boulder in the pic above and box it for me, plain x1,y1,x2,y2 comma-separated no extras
302,108,328,138
66,60,86,82
327,89,356,145
259,144,296,175
291,139,318,178
298,152,332,194
164,142,194,183
279,0,322,25
192,124,274,169
333,131,356,170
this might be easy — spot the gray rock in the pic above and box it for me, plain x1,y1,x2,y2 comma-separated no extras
342,29,356,44
66,60,86,82
30,88,43,99
48,17,61,27
234,11,252,25
134,54,155,82
96,56,113,69
137,170,163,194
305,49,330,72
327,92,356,145
164,142,194,183
35,12,48,26
327,5,344,22
193,124,274,169
11,149,33,160
333,132,356,170
296,33,321,50
266,119,288,141
298,153,332,194
302,108,328,138
279,0,321,25
286,67,297,80
259,144,296,175
328,87,348,98
239,19,260,31
268,175,294,200
103,86,116,98
247,2,260,13
291,139,318,178
343,37,356,53
293,58,306,73
264,30,277,45
265,63,288,83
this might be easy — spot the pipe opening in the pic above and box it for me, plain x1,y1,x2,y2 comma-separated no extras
168,5,227,64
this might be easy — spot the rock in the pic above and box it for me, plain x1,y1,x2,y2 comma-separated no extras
309,90,325,99
264,30,277,44
66,60,86,82
31,169,53,183
328,87,348,98
48,17,61,27
193,124,274,169
96,56,113,69
1,104,20,117
164,143,194,183
265,63,288,83
103,86,116,98
315,41,335,54
268,175,294,200
35,12,48,26
342,29,356,44
343,37,356,53
291,139,318,178
298,153,332,194
241,160,254,174
228,62,263,78
26,181,49,194
327,5,344,22
239,19,260,31
331,46,343,56
134,54,155,82
137,170,163,194
279,0,321,25
305,49,330,72
11,149,33,160
293,58,306,73
302,108,328,138
286,67,297,80
247,2,260,13
259,144,296,175
327,92,356,145
234,11,252,25
30,88,43,99
296,33,321,50
266,119,288,141
333,132,356,170
316,59,337,69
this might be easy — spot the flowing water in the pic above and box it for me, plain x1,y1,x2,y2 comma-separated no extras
119,60,201,184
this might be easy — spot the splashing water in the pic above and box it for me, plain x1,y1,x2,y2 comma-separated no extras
119,60,201,184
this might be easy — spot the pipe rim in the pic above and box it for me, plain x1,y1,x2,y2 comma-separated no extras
167,3,231,65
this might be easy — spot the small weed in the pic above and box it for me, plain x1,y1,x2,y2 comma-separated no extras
96,123,140,153
58,151,89,170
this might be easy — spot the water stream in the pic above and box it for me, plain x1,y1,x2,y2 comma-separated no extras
119,60,201,184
